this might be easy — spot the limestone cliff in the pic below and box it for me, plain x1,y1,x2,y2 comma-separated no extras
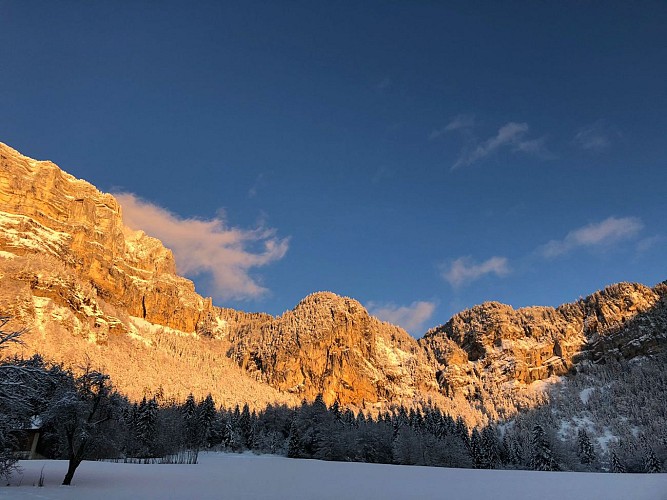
226,291,438,407
0,141,665,424
0,142,214,333
420,282,667,419
0,142,285,408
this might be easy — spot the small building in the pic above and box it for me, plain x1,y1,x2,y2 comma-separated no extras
11,416,43,460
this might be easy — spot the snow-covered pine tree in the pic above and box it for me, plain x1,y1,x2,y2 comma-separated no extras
182,393,200,450
468,429,485,469
481,427,500,469
576,428,596,465
610,451,626,473
644,448,662,473
455,416,470,445
287,419,302,458
239,403,253,449
502,434,522,467
136,396,158,457
198,394,216,448
530,424,559,471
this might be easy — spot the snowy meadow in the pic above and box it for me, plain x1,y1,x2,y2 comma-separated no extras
3,452,667,500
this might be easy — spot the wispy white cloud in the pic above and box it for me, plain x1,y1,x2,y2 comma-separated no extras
540,216,643,258
452,122,546,169
429,114,475,140
574,120,618,151
442,256,510,287
115,193,289,300
367,300,436,333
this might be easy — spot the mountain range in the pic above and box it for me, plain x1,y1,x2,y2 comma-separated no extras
1,141,665,427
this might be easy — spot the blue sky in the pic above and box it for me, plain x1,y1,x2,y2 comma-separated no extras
1,1,666,336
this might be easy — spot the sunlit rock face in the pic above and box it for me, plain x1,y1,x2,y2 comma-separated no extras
0,141,664,422
420,282,667,412
0,142,212,333
226,291,439,407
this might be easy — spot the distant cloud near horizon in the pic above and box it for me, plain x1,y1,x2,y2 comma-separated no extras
115,193,289,300
443,256,510,287
540,216,643,258
367,300,436,334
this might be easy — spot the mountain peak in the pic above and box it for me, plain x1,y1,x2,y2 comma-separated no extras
293,291,365,316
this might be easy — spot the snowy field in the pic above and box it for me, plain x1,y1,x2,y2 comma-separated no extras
2,452,666,500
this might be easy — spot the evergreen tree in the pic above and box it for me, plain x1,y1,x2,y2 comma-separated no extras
239,403,253,448
644,449,661,473
182,393,200,449
329,400,342,422
504,435,522,466
468,429,485,469
136,396,158,457
480,427,500,469
198,394,216,448
576,428,596,466
392,407,409,437
530,424,559,471
610,451,626,473
287,419,302,458
455,416,470,445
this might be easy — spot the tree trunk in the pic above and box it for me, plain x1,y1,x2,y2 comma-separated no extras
62,458,80,485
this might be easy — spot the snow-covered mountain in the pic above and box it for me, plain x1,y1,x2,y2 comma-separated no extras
1,141,665,431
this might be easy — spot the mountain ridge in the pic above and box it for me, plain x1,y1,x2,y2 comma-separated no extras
1,141,665,425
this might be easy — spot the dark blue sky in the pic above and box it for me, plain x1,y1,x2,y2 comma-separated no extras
2,1,666,335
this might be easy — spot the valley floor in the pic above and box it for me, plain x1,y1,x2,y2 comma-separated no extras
2,452,666,500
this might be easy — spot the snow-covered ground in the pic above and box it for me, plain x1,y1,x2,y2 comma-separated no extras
2,452,666,500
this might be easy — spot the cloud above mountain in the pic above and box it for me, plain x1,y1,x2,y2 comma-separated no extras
442,256,510,287
540,216,643,258
116,193,289,300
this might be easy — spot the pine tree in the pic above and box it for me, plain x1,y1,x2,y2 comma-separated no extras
469,429,485,468
182,393,200,449
198,394,216,448
136,396,158,457
504,435,522,466
480,427,500,469
644,449,661,473
329,400,342,422
576,428,596,465
530,424,559,471
287,419,302,458
610,451,626,473
239,403,253,449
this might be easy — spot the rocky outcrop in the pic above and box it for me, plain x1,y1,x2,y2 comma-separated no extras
420,282,667,409
226,292,438,407
0,142,212,333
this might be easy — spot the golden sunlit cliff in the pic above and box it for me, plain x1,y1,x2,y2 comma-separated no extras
1,141,665,425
